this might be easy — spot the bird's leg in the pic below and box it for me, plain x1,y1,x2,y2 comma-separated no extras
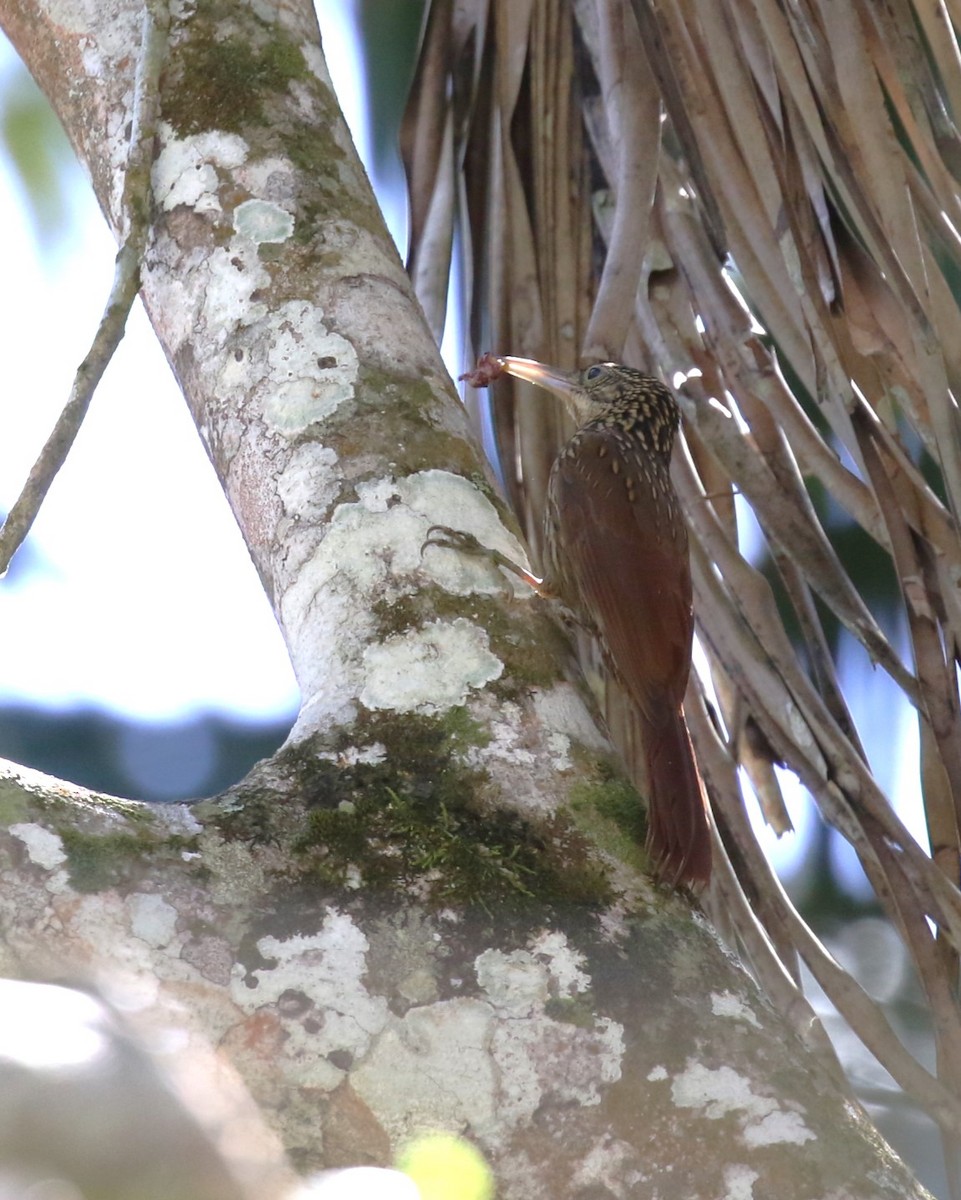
421,525,555,598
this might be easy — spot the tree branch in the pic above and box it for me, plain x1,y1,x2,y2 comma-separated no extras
0,1,167,575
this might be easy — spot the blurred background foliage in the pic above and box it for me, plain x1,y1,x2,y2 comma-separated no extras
0,58,74,240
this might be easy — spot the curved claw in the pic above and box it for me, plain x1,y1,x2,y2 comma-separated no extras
422,524,547,596
421,525,486,558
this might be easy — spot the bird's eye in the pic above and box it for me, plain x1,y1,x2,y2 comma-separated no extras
585,365,604,381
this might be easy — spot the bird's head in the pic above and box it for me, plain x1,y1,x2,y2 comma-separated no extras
497,357,680,459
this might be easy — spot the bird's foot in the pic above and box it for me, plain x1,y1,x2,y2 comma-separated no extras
422,525,550,596
422,525,488,559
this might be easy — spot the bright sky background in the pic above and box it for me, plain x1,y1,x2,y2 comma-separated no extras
0,4,381,725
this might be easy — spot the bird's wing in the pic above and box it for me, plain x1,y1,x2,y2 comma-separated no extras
548,430,694,723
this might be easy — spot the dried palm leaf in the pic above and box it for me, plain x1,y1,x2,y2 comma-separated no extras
403,0,961,1187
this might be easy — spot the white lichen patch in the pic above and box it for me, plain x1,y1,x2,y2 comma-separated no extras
351,999,498,1140
711,991,762,1028
544,730,573,769
360,619,502,713
473,939,623,1128
259,301,358,433
189,242,272,350
350,935,623,1145
529,930,591,996
277,444,341,533
532,685,609,757
491,686,604,777
355,476,397,512
229,911,389,1078
671,1063,816,1148
235,155,299,203
126,893,178,949
316,743,387,767
56,893,167,1005
67,12,141,93
743,1109,816,1148
153,126,249,212
9,823,67,871
491,1014,624,1126
152,194,357,424
476,938,590,1009
571,1139,643,1195
462,695,587,820
233,198,295,244
723,1164,760,1200
476,949,550,1017
400,470,531,596
482,704,536,770
281,470,527,735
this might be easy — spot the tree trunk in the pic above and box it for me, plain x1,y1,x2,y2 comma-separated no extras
0,0,934,1195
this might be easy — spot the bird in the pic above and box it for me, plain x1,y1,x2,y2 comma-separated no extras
447,355,712,887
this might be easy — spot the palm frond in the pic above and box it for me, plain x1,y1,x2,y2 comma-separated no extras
403,0,961,1186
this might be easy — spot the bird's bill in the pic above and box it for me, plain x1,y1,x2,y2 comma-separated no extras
497,356,579,400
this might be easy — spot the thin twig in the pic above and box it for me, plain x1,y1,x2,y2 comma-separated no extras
0,1,168,576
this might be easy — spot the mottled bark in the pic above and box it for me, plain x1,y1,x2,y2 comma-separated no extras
0,0,933,1196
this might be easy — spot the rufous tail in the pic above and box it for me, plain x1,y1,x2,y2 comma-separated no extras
644,705,712,888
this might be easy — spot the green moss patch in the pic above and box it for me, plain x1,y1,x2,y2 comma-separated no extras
58,828,151,894
165,25,308,137
267,711,612,915
569,760,649,868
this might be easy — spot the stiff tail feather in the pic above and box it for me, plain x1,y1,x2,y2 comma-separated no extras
644,705,712,887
